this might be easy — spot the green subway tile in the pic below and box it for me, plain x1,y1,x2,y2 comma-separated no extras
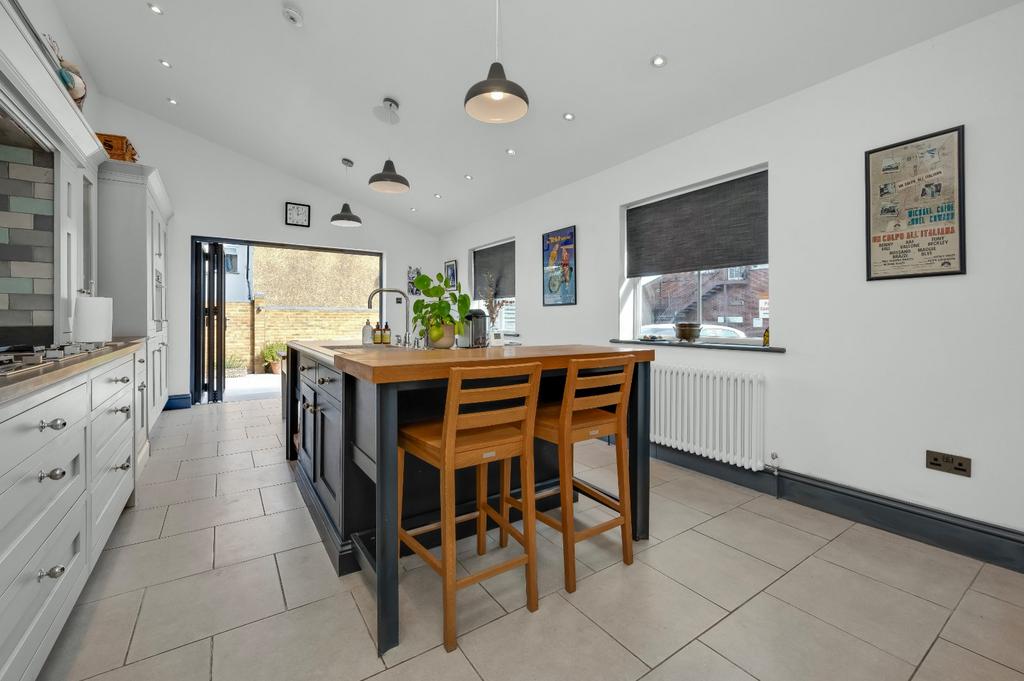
8,196,53,215
0,278,34,294
0,227,7,244
0,144,33,164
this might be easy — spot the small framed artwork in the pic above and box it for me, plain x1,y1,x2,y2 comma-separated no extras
407,266,422,295
865,126,965,280
542,225,576,306
285,201,311,227
443,259,458,289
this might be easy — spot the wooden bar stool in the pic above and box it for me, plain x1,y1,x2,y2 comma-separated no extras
397,362,542,652
500,354,635,592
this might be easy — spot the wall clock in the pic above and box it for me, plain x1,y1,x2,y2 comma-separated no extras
285,202,311,227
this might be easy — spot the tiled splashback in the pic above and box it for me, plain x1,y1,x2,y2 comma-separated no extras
0,142,54,346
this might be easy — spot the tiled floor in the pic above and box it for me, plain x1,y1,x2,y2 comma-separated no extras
39,400,1024,681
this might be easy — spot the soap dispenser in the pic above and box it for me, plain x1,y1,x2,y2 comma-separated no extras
362,319,373,345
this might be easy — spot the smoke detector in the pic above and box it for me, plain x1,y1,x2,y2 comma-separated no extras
282,5,304,27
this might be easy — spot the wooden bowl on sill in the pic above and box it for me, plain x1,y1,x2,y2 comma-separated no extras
673,322,702,342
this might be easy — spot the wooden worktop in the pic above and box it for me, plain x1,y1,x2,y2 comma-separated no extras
288,341,654,384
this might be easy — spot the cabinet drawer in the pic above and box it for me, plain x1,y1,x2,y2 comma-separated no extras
0,423,85,598
90,387,133,461
315,364,343,403
0,495,87,681
296,354,316,387
90,437,133,559
94,419,133,482
0,383,88,479
90,357,133,412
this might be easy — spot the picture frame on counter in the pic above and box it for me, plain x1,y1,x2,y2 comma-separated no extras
542,224,577,306
444,259,458,289
284,201,311,227
865,126,965,281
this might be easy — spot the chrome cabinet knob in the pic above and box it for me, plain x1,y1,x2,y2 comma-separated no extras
38,418,67,432
37,467,66,482
114,376,131,384
317,377,332,385
115,460,131,471
298,365,311,372
138,358,146,364
138,381,147,391
37,565,66,581
113,406,131,415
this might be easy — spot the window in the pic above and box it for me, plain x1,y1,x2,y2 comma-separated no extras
224,252,239,274
626,171,769,344
471,240,516,334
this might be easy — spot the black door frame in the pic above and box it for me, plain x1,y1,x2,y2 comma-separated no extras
188,236,384,404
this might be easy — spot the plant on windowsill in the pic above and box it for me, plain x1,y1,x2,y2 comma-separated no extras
411,272,471,349
261,341,286,374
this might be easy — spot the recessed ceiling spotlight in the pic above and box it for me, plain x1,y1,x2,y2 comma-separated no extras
464,174,473,180
282,5,304,26
650,54,667,68
148,3,163,14
409,207,417,212
563,112,575,121
166,98,177,105
159,59,172,68
434,193,442,199
505,148,516,156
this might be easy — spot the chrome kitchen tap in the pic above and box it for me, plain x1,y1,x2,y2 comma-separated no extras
367,288,411,347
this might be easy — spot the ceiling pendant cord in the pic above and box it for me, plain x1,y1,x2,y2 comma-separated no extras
495,0,500,62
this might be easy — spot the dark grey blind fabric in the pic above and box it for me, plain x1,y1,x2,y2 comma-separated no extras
626,171,768,277
473,241,516,298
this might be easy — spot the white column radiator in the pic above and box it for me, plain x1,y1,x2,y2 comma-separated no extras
650,363,766,471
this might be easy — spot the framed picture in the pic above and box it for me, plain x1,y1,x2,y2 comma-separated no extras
407,266,422,295
443,259,458,289
285,202,311,227
865,126,965,280
542,225,577,306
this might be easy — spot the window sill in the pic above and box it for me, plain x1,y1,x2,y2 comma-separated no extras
609,338,786,354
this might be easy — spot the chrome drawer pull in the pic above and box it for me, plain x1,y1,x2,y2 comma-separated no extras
113,406,131,415
113,376,131,384
38,418,67,432
37,565,66,581
317,377,332,385
37,468,67,482
138,381,147,391
114,460,131,471
298,365,311,372
138,358,146,364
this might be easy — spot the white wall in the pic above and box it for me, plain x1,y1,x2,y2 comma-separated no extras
88,93,439,396
440,5,1024,531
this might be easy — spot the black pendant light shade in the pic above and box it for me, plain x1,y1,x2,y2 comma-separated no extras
464,61,528,124
368,159,410,194
330,203,361,227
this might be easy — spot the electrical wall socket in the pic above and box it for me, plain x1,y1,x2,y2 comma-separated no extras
926,450,971,477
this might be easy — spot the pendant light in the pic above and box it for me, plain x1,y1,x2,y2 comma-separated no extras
369,98,410,193
331,158,362,226
464,0,528,124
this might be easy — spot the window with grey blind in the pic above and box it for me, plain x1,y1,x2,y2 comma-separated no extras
472,240,516,299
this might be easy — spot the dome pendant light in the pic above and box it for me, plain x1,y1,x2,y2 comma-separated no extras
369,98,410,193
464,0,528,123
332,158,362,226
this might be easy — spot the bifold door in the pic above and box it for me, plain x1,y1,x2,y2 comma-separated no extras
191,241,226,403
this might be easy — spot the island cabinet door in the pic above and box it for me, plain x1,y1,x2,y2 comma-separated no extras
314,393,343,530
297,383,316,480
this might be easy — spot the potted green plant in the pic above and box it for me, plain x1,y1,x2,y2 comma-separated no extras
411,272,471,349
261,341,286,374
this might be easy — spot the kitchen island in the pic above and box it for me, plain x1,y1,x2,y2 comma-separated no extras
284,341,654,655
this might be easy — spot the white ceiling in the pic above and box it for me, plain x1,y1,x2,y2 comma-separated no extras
55,0,1016,233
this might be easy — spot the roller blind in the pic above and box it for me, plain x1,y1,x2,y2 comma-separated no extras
625,171,768,278
473,241,516,299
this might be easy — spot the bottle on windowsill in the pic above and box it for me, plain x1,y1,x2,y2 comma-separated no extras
362,319,374,346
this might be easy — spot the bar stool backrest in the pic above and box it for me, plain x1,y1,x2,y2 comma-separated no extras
560,354,636,422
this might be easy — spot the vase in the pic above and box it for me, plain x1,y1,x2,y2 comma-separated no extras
426,323,455,349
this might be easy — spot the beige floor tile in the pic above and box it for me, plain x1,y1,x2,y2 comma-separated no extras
219,434,280,455
973,563,1024,609
132,475,216,509
80,529,213,602
651,472,758,516
37,590,143,681
740,495,853,539
460,593,648,681
545,506,659,572
149,432,187,450
643,641,756,681
371,645,482,681
161,490,264,536
638,530,783,610
564,561,726,666
461,531,593,611
246,424,284,439
648,492,711,541
213,593,383,681
701,593,914,681
574,441,617,469
942,590,1024,672
187,427,247,445
767,557,949,664
648,457,692,481
260,481,304,514
406,532,500,572
696,508,826,570
217,461,294,495
147,442,220,462
277,543,343,609
105,506,167,548
85,639,211,681
136,458,180,485
237,407,281,420
351,561,506,667
815,524,981,607
214,507,319,567
252,446,287,467
577,463,667,493
127,556,284,662
915,639,1024,681
177,451,253,478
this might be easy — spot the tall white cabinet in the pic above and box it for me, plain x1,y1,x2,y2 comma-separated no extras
96,161,173,437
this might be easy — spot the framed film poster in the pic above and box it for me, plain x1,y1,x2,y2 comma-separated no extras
542,225,576,306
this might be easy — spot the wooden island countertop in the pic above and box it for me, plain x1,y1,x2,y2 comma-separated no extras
288,341,654,384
